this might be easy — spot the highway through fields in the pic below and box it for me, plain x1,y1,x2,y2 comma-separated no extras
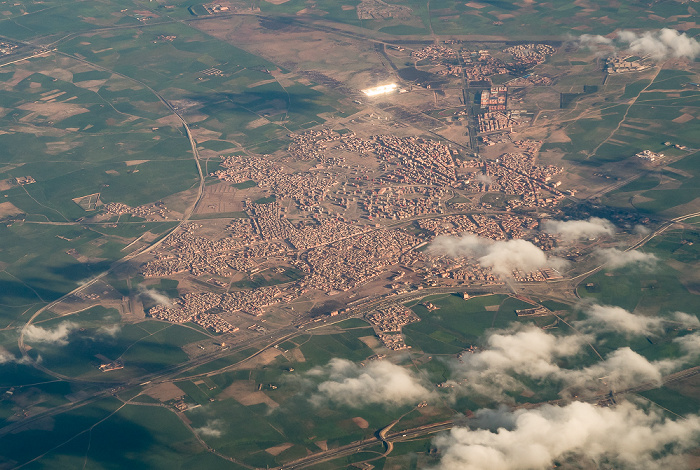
278,421,453,470
15,47,207,372
273,360,700,470
0,284,506,437
565,209,700,288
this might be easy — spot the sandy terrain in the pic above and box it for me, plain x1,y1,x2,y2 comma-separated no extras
352,417,369,429
673,113,694,123
266,443,294,455
144,382,186,401
219,381,280,408
315,440,328,451
0,179,17,191
0,201,23,217
288,347,306,362
18,101,88,121
194,183,244,214
358,335,381,348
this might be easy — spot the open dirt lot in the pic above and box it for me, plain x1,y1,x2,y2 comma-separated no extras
144,382,186,401
219,380,280,408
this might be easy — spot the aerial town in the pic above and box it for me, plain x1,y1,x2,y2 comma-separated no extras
100,33,634,361
134,118,579,344
122,27,584,345
4,0,700,467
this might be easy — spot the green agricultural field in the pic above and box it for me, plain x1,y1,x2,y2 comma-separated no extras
254,0,695,38
404,294,516,354
23,307,208,379
630,151,700,214
0,398,233,469
640,385,700,415
578,256,700,316
298,331,375,365
173,348,259,378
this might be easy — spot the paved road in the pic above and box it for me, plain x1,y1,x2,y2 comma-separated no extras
276,364,700,469
16,49,207,370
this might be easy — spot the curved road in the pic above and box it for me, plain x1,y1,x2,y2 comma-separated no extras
17,51,206,374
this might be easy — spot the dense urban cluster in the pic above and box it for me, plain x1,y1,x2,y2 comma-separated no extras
350,186,450,220
376,332,410,351
211,154,280,185
411,45,457,62
480,86,507,112
356,0,413,20
366,304,420,332
416,213,537,241
478,111,521,133
302,228,419,292
103,201,168,220
340,135,459,186
0,41,18,56
141,92,576,335
606,55,650,74
503,44,556,69
247,201,367,249
366,304,420,350
461,50,509,81
213,155,336,207
148,286,290,331
421,258,500,285
411,43,555,81
460,153,565,209
287,128,349,164
141,224,277,277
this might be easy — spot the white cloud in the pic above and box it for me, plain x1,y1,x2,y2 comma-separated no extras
595,248,658,269
541,217,615,242
310,358,435,408
140,287,172,307
674,331,700,357
97,324,121,337
449,323,688,398
577,29,700,61
575,304,699,338
431,401,700,470
576,304,664,336
0,350,15,364
634,224,651,236
562,347,678,393
429,234,567,276
24,321,76,346
476,173,493,185
455,325,588,378
194,419,224,438
618,28,700,60
0,347,32,365
448,325,590,398
671,312,700,329
579,34,613,46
